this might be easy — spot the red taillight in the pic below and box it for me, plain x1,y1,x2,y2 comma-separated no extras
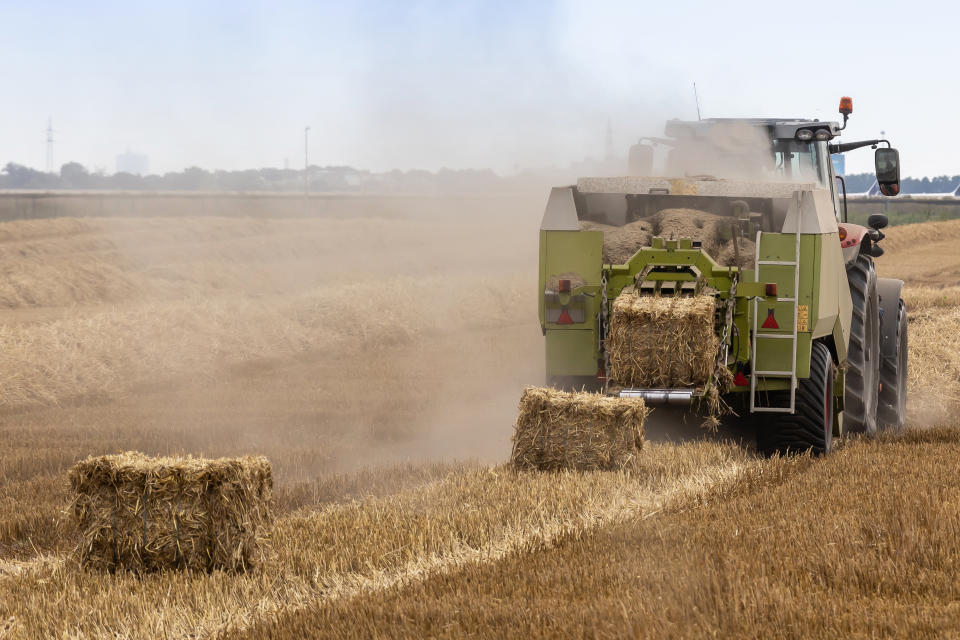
557,308,574,324
761,308,779,329
734,371,749,387
558,279,571,293
838,226,848,241
765,283,778,297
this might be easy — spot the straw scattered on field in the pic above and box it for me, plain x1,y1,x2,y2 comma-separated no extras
0,442,755,639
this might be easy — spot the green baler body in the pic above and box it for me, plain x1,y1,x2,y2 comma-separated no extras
539,192,852,402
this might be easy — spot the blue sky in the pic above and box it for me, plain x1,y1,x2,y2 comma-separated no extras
0,0,950,176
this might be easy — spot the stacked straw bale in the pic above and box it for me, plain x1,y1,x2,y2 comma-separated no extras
511,387,648,471
607,288,719,388
69,451,273,573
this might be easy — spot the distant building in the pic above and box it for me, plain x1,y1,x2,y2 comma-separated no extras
116,150,149,175
832,154,845,177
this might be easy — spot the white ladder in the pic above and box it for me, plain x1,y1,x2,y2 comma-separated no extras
749,205,802,414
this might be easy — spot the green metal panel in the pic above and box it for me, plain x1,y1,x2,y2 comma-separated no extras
545,330,597,376
539,230,603,331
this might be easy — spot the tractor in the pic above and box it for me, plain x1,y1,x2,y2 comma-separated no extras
538,98,905,454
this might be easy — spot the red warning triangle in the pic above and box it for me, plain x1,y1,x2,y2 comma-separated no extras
734,371,749,387
761,307,779,329
557,308,574,325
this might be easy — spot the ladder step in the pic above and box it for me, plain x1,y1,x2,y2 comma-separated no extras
752,406,794,414
753,370,794,376
776,297,796,302
757,260,797,266
755,334,795,339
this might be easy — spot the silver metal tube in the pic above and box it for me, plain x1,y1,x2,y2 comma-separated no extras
618,389,695,405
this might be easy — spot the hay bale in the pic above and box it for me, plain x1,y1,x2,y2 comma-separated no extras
69,451,273,573
653,208,726,257
580,219,653,264
716,235,756,269
607,289,718,388
581,211,752,268
511,387,648,471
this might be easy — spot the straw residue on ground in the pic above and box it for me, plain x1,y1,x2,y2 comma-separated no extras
1,207,960,639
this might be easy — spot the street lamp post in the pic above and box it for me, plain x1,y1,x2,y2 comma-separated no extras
304,126,311,197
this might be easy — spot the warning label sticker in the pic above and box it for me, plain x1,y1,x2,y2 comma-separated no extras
797,305,809,332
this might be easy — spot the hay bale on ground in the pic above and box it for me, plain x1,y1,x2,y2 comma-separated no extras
511,387,648,471
69,451,273,573
607,289,718,388
580,219,653,264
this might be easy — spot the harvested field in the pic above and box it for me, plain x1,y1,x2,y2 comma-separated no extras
1,199,959,639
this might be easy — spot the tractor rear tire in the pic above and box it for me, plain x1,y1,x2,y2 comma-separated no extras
878,296,908,431
844,255,880,435
757,341,835,456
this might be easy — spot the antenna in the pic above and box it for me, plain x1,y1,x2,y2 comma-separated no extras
693,83,702,121
45,117,55,173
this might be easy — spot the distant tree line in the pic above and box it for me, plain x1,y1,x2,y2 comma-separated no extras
844,172,960,194
3,162,959,196
0,161,522,194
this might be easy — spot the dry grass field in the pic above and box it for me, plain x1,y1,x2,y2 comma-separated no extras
1,199,959,639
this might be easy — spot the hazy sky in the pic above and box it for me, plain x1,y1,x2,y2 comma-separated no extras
0,0,950,176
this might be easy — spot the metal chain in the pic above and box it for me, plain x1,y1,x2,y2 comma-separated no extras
716,273,739,375
600,271,610,389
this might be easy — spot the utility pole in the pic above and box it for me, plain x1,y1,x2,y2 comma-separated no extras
45,117,55,173
304,126,311,197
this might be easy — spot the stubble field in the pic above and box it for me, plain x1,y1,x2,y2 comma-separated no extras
1,198,959,639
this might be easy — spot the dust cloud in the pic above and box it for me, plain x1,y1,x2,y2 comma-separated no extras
0,191,550,490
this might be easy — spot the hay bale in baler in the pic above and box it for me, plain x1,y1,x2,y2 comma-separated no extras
69,451,273,573
653,208,727,257
511,387,648,471
607,289,719,388
579,219,653,265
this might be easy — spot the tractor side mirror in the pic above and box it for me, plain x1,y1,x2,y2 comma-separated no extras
875,148,900,197
867,213,889,230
